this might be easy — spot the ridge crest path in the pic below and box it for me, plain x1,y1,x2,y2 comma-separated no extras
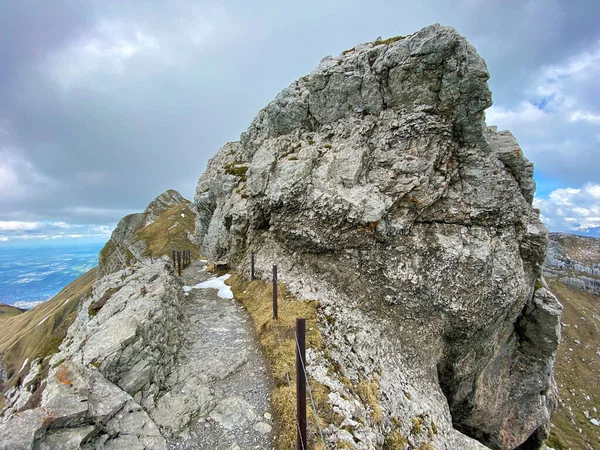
161,260,274,450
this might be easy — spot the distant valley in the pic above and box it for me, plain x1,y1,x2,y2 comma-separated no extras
0,242,102,309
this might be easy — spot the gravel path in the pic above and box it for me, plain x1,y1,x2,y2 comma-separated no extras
164,261,274,450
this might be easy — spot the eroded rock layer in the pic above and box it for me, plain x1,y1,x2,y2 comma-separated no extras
195,24,561,449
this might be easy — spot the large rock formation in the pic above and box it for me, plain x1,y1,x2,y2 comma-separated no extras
195,24,561,449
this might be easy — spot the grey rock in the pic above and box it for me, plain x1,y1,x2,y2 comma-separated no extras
253,421,272,434
194,24,560,449
39,425,96,450
210,396,257,430
0,261,181,449
0,409,45,450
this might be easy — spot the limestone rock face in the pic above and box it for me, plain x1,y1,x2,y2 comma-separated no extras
98,189,191,277
195,24,561,449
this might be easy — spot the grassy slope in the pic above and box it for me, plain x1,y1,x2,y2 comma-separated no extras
0,267,96,409
546,280,600,450
553,234,600,265
136,203,199,259
0,304,25,319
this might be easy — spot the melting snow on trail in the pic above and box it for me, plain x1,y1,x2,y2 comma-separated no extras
184,274,233,299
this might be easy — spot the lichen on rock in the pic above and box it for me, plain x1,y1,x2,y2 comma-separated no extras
194,24,562,449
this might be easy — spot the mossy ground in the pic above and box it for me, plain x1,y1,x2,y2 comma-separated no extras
226,273,333,450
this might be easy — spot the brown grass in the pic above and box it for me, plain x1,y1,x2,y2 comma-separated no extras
135,203,199,260
357,379,383,424
227,274,333,450
375,35,405,46
0,304,25,320
546,280,600,450
384,429,407,449
552,234,600,265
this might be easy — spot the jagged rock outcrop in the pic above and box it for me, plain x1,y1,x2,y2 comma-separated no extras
544,233,600,296
195,24,561,449
0,260,184,449
98,189,193,277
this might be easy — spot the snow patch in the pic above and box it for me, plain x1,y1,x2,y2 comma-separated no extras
184,274,233,299
180,213,186,218
37,315,49,327
61,297,71,307
19,358,29,373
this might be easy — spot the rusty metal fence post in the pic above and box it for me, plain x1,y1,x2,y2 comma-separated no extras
296,318,307,450
251,251,255,281
272,264,278,320
177,251,181,276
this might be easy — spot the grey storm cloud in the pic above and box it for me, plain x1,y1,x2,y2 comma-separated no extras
0,0,599,236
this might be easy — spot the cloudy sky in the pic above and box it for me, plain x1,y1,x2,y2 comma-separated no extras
0,0,599,243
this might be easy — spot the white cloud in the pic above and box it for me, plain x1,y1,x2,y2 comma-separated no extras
50,221,70,229
570,110,600,124
0,221,42,232
45,6,240,90
12,234,50,240
90,225,113,234
486,101,547,126
47,20,159,89
534,184,600,232
486,41,600,188
0,220,114,242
